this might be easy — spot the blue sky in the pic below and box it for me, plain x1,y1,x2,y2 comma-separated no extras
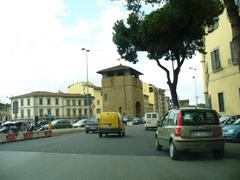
0,0,204,105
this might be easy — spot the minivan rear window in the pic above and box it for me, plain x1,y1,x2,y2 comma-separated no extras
152,114,158,118
182,110,218,125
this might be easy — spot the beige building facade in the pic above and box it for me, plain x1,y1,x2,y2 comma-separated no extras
68,82,102,118
143,83,169,118
202,8,240,115
11,91,87,121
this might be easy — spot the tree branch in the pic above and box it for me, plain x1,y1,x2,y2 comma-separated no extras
155,59,172,84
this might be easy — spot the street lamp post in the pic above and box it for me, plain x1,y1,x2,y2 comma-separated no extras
189,67,198,106
82,48,90,121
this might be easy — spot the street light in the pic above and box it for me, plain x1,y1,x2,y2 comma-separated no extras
189,67,198,106
82,48,90,121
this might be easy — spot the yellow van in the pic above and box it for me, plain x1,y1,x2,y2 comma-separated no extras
98,112,125,137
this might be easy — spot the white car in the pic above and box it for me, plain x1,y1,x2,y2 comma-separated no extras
72,119,87,128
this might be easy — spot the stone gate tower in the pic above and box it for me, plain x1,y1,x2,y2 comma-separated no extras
97,64,144,117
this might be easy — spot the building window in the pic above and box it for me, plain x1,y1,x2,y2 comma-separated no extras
97,100,100,105
39,98,43,105
104,94,107,101
67,99,70,106
96,108,101,114
84,109,87,116
27,98,30,106
72,99,76,106
27,109,31,117
21,110,24,118
78,108,82,116
39,109,43,117
55,109,59,117
55,98,59,105
47,108,51,117
78,100,81,106
47,98,51,105
149,87,153,93
21,99,24,106
218,92,225,112
67,108,71,116
208,17,219,33
211,48,221,71
230,40,239,65
73,108,76,116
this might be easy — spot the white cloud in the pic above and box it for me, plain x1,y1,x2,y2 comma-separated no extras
0,0,204,106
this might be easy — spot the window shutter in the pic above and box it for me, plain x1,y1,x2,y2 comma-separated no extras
216,49,221,69
211,51,216,70
230,40,239,65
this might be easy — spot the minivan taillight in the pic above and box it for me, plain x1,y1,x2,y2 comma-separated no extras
175,112,183,137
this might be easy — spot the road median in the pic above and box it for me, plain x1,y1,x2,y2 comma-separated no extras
0,128,85,144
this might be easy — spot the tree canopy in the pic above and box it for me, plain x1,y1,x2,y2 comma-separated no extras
113,0,224,107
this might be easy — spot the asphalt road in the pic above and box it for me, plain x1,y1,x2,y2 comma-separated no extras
0,125,240,180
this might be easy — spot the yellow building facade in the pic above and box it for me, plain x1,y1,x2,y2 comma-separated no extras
68,82,103,118
203,9,240,115
142,82,169,118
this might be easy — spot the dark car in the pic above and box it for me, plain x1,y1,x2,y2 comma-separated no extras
132,117,144,125
85,118,99,133
223,118,240,142
155,107,225,160
51,119,72,129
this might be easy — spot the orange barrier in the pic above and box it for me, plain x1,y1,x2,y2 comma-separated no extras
6,133,17,142
0,134,7,143
24,132,33,140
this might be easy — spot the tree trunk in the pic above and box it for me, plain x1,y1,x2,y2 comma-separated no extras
168,82,179,108
223,0,240,67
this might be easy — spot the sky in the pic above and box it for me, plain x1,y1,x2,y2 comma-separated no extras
0,0,205,105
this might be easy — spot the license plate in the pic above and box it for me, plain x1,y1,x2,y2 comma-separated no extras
103,124,110,128
191,131,212,137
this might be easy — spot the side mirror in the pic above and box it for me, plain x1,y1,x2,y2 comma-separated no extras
156,121,161,127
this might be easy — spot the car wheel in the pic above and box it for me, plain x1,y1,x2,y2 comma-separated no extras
99,133,102,137
122,132,125,136
86,130,88,134
213,149,224,159
169,141,179,160
155,136,162,151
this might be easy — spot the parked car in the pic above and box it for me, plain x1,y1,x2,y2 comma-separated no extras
132,117,144,125
221,115,240,126
155,107,225,160
123,116,133,124
223,118,240,142
85,118,99,133
72,119,87,128
219,115,230,124
51,119,72,129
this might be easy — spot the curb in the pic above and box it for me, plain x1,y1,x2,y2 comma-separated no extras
0,130,52,144
0,128,85,144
